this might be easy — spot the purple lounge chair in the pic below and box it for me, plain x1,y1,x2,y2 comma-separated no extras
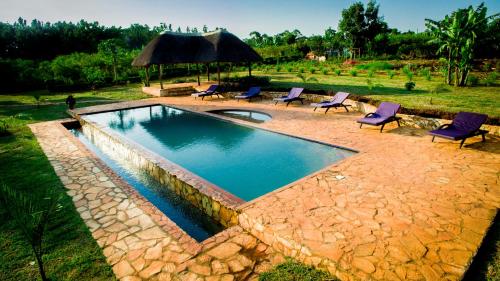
357,102,401,132
234,87,262,102
428,112,488,148
310,92,351,113
192,85,220,100
273,88,304,106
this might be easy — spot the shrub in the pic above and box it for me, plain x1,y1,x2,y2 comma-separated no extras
172,78,197,83
259,258,336,281
482,62,492,72
309,67,316,74
420,68,432,81
405,81,416,91
296,73,306,83
221,76,271,89
387,70,396,79
367,79,383,91
298,67,305,73
485,72,498,86
321,68,328,75
467,75,479,86
355,61,394,70
0,118,10,136
349,69,358,77
286,66,293,72
402,65,414,81
334,69,342,76
275,65,282,72
367,69,375,78
430,83,448,94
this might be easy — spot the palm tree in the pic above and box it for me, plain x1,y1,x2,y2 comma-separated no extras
0,184,62,281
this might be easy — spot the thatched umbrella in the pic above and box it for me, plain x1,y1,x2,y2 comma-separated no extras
132,30,262,88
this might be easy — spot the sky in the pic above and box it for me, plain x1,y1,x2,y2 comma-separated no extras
1,0,499,38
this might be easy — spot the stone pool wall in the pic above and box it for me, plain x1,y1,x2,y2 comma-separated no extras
77,118,240,228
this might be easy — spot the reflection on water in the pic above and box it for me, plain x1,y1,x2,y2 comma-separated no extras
84,105,356,201
108,110,136,132
208,110,272,123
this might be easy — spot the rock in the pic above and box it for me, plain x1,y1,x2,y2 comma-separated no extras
211,260,230,275
188,263,211,276
228,259,245,272
139,261,163,279
206,242,242,259
400,234,427,260
144,243,163,260
136,227,165,240
113,260,135,279
354,243,376,257
352,257,375,274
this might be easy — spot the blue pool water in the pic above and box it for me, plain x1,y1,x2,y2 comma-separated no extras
70,129,224,241
84,105,355,201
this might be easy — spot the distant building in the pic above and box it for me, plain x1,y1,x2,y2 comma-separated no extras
305,52,327,62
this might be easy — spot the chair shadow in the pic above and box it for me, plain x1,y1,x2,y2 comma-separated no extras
386,127,429,137
464,135,500,154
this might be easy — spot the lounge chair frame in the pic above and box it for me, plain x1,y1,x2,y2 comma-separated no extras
430,124,488,148
358,113,402,132
313,103,352,113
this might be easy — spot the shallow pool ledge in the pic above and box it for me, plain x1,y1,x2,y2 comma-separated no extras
76,116,241,228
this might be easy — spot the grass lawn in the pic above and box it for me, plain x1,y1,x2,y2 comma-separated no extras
234,70,500,119
0,84,148,280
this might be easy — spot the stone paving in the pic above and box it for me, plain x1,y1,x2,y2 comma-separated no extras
30,95,499,280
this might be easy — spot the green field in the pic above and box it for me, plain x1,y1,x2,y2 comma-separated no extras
238,70,500,119
0,85,148,280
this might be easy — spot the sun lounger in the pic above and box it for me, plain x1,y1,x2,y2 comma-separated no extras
310,92,351,113
428,112,488,148
273,88,304,106
234,87,262,101
192,85,220,100
357,102,401,132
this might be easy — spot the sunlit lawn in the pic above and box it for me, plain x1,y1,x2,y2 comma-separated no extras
0,84,148,280
238,70,500,118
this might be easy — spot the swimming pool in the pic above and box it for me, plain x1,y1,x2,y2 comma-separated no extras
83,105,355,201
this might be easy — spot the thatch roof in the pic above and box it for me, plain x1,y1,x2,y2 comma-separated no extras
132,30,262,67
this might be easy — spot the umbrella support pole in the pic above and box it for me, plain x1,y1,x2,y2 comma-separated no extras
217,62,220,85
159,64,163,89
248,62,252,77
196,64,200,86
145,66,150,87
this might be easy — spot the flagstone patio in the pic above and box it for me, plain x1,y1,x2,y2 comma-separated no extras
30,95,499,280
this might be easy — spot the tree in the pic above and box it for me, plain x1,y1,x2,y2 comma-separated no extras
338,1,388,55
426,3,498,86
338,2,366,50
0,183,62,281
98,38,124,82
